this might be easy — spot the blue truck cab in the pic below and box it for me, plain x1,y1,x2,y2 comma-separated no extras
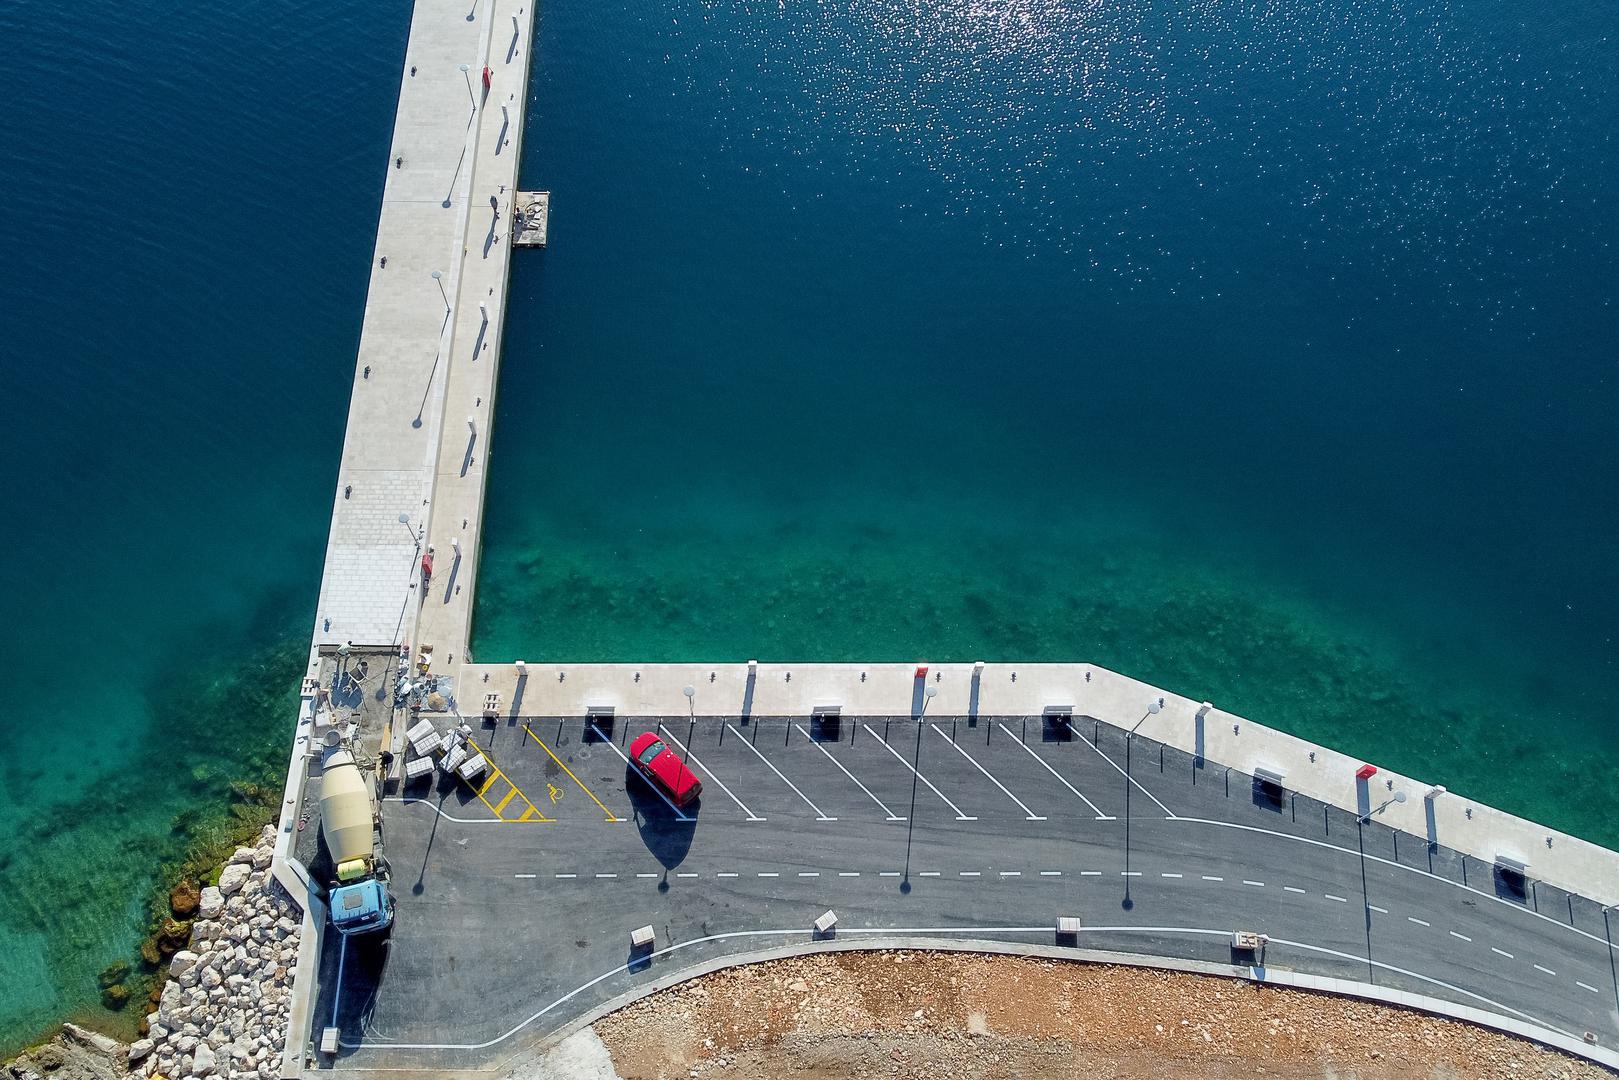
330,878,394,936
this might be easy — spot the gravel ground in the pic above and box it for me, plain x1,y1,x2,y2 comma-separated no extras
595,952,1611,1080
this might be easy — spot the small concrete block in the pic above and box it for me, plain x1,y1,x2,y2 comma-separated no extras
1056,916,1082,939
813,910,837,935
404,757,435,780
406,718,436,744
320,1027,339,1055
457,755,487,781
630,925,655,949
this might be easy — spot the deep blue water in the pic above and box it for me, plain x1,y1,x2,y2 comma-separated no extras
1,0,1616,1055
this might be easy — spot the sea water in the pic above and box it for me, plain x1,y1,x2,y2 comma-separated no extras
0,0,1615,1057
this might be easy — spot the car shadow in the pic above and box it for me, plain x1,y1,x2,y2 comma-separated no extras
625,767,697,871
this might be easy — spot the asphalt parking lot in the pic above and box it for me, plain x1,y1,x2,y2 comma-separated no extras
310,714,1619,1072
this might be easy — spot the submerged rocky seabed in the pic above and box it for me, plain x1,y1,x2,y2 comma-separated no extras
0,605,308,1060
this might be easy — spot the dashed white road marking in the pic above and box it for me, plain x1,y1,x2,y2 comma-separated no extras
880,871,901,877
1243,880,1265,888
1325,894,1348,903
595,873,616,879
657,724,765,821
863,723,976,820
798,872,819,877
717,872,739,878
960,871,982,877
588,724,693,822
930,725,1046,820
1121,871,1142,877
795,723,906,820
1533,964,1557,976
1161,872,1183,879
1284,886,1306,894
994,722,1113,818
1577,981,1601,994
1368,904,1389,913
1491,947,1514,959
555,873,577,879
920,871,941,877
1449,931,1471,942
1040,871,1063,877
635,873,658,879
758,872,779,878
514,873,536,879
1408,917,1430,927
1081,870,1102,876
1202,875,1224,882
727,722,836,820
1000,871,1021,877
838,871,860,877
676,872,698,878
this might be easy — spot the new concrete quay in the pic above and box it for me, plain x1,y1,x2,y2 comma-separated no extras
264,0,1619,1074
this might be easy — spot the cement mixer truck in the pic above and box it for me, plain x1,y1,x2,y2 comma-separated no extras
319,748,396,936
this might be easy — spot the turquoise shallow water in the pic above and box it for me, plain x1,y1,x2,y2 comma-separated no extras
0,0,1616,1057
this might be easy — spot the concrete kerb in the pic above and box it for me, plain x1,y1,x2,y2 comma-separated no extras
500,938,1619,1076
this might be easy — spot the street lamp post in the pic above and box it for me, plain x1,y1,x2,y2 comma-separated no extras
459,63,475,109
430,269,449,312
1122,700,1163,908
1360,789,1408,824
681,684,696,764
397,512,418,546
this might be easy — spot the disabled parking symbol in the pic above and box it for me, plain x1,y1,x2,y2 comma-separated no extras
547,783,563,805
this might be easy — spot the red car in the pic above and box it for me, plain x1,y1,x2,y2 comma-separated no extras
629,732,703,807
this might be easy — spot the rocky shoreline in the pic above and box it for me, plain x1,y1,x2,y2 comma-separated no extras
7,825,302,1080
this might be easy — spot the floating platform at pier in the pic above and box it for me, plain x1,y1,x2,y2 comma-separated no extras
513,190,549,246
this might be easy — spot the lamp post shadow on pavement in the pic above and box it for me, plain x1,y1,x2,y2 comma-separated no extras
1122,699,1162,911
900,685,939,896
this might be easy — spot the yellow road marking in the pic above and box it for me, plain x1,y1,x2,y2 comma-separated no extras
465,739,554,822
492,787,519,815
524,723,624,821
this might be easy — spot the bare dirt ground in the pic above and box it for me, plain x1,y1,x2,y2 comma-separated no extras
595,951,1610,1080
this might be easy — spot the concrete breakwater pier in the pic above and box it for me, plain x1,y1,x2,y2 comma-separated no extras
228,0,1619,1074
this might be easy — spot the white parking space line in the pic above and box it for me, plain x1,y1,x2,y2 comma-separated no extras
589,724,694,822
657,724,765,821
930,725,1045,820
993,723,1113,819
1491,947,1514,959
1074,730,1176,817
1533,964,1557,976
727,723,836,820
1578,981,1601,994
1449,931,1472,942
862,724,976,820
794,724,906,821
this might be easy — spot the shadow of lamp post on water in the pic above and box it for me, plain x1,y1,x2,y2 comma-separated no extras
1122,698,1163,911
